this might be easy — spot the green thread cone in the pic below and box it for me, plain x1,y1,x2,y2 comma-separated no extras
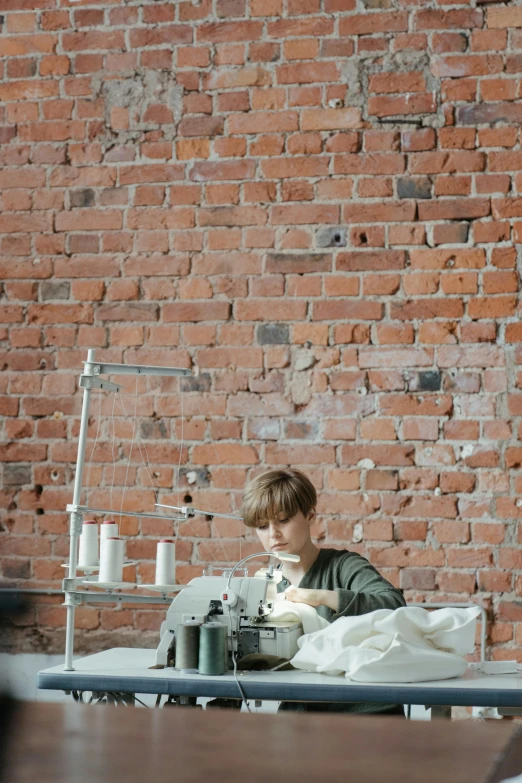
198,622,226,676
175,622,200,671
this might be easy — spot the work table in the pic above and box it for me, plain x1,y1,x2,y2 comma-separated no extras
38,647,522,717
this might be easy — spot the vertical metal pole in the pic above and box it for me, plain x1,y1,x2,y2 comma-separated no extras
64,349,95,671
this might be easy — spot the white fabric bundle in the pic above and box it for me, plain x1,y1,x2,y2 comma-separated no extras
289,606,480,683
268,600,329,635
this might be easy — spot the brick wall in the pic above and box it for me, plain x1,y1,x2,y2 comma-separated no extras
1,0,522,656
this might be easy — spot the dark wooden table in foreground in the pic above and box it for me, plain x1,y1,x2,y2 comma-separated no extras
4,701,522,783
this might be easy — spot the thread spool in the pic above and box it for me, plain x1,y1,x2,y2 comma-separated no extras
175,622,201,672
98,536,124,583
100,520,118,564
78,520,98,568
198,623,227,676
223,624,229,670
155,539,175,586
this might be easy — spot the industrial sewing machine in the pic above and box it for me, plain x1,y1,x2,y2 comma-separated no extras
155,567,303,667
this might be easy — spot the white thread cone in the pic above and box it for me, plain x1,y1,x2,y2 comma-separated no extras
78,520,98,568
100,520,118,565
155,540,176,585
99,537,124,583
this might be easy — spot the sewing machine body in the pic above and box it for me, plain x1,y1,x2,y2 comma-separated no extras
155,572,302,667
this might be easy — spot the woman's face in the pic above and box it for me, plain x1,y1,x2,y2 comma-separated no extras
255,509,315,557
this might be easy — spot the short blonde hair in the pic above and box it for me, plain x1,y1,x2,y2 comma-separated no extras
241,469,317,528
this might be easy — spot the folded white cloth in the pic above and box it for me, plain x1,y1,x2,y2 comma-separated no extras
290,606,480,683
267,600,329,635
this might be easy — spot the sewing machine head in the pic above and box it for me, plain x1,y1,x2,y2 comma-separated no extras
155,568,302,667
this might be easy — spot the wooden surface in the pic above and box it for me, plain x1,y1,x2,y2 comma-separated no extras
489,726,522,783
4,701,521,783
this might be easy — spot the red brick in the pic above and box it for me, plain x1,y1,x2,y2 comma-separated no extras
269,204,337,226
339,12,407,35
342,202,415,224
198,347,262,368
178,116,224,137
236,299,306,321
300,108,362,131
446,548,493,568
197,21,262,43
418,199,490,222
228,111,298,135
498,602,522,622
198,206,267,227
414,9,482,30
432,33,467,54
476,175,510,195
402,129,436,152
457,102,522,125
0,80,59,103
176,139,210,160
337,251,405,272
7,57,37,79
410,151,484,175
433,521,470,544
276,61,340,86
213,138,247,158
432,55,503,78
487,7,522,29
478,571,512,593
178,46,211,68
468,296,517,320
193,444,258,465
40,54,70,76
471,29,507,52
140,50,173,70
438,571,476,595
284,37,319,61
249,0,283,15
396,521,428,542
134,186,166,207
191,160,255,181
316,298,384,322
334,153,405,176
369,72,425,95
265,444,335,466
62,30,125,52
401,569,436,591
10,327,41,348
0,443,47,462
119,164,184,185
369,94,436,118
163,302,231,322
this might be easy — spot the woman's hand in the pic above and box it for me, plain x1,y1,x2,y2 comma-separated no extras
282,586,339,612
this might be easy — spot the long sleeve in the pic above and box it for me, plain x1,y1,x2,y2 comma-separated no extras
331,554,406,621
278,547,406,624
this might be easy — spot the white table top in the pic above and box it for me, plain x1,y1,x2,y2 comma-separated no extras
38,647,522,708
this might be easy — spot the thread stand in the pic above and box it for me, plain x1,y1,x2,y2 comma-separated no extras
63,349,193,672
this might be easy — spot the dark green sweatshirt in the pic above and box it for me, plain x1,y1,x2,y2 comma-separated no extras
276,547,406,716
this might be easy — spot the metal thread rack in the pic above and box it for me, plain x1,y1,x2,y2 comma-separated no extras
63,349,195,671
